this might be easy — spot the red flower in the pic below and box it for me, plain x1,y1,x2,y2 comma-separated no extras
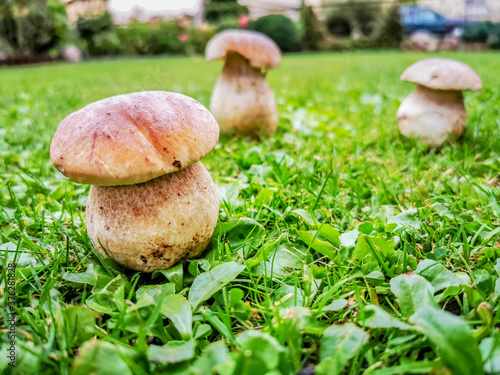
238,15,249,28
178,34,187,42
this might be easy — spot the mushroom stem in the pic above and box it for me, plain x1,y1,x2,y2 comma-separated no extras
86,162,219,272
397,85,466,146
210,52,278,136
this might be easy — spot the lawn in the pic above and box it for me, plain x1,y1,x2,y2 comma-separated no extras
1,51,500,375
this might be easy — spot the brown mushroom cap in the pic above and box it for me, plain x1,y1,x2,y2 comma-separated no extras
50,91,219,186
401,58,482,91
205,29,282,70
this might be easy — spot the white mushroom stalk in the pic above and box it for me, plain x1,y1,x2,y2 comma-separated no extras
50,91,220,272
397,85,466,146
210,52,277,135
86,162,218,271
206,30,282,136
397,58,482,146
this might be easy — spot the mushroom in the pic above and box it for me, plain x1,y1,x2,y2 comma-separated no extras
205,29,282,136
50,91,220,272
397,58,482,146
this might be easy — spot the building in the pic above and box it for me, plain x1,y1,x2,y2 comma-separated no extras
422,0,500,22
108,0,204,25
238,0,322,21
63,0,108,22
321,0,500,22
63,0,500,25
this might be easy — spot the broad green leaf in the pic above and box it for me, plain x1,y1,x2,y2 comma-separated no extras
255,244,305,279
255,187,278,206
217,184,240,205
189,261,245,309
371,360,441,375
480,337,500,374
236,330,291,375
388,208,421,230
339,229,360,248
136,283,176,305
225,218,265,248
246,239,277,267
297,230,336,259
322,299,348,312
193,323,212,340
495,279,500,301
362,305,411,330
192,342,230,374
365,271,385,286
72,339,134,375
311,264,328,279
358,222,374,235
317,323,369,375
318,224,341,245
86,291,118,315
93,274,131,295
437,285,461,302
274,284,304,308
62,263,105,286
353,235,395,260
229,288,244,307
287,209,315,226
390,274,436,317
57,305,96,347
154,263,184,292
416,259,463,292
410,306,484,375
149,340,195,364
161,294,192,339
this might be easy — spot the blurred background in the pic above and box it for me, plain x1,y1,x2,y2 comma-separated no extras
0,0,499,66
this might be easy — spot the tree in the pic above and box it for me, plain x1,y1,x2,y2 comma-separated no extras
300,1,325,51
204,0,248,23
0,0,68,57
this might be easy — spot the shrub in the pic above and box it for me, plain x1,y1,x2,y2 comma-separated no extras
117,20,187,56
249,14,300,52
147,20,185,55
487,24,500,49
116,21,215,56
373,5,403,48
76,12,113,40
205,0,248,23
352,4,382,37
186,27,216,54
325,5,403,51
326,3,381,38
462,21,500,49
115,21,153,55
462,21,492,43
326,15,352,37
76,12,121,56
215,17,242,32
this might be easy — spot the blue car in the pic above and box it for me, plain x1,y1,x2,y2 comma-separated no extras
401,6,478,36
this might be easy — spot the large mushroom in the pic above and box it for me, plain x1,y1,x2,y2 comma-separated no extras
50,91,220,272
397,58,482,146
206,29,282,136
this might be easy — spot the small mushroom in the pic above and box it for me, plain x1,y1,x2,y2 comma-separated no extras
206,29,282,136
397,58,482,146
50,91,220,272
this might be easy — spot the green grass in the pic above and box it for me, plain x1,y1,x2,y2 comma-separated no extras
1,51,500,375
